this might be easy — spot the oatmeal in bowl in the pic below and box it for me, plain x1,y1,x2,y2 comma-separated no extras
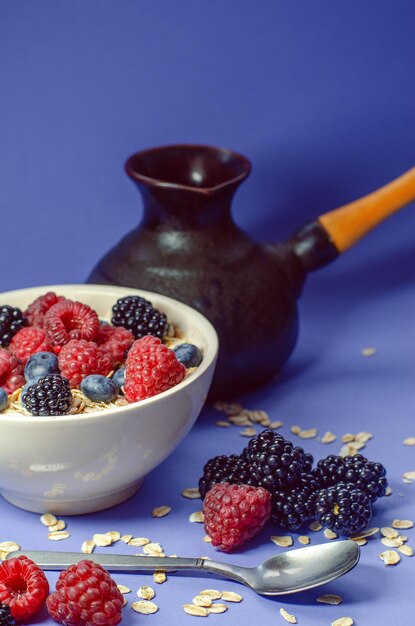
0,284,218,514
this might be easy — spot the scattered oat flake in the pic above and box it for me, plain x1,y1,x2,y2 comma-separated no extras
137,585,155,600
355,431,373,443
181,487,201,499
324,528,338,540
317,593,343,605
342,433,356,443
40,513,58,526
381,537,403,548
402,471,415,483
298,536,310,545
48,520,66,532
321,431,337,444
270,420,284,429
81,540,95,554
354,538,368,546
279,607,297,623
271,535,293,548
153,571,167,584
189,511,204,523
128,537,151,547
120,534,133,543
240,427,256,437
361,347,376,357
385,487,392,496
331,619,354,626
203,535,212,543
183,604,209,616
309,521,323,532
403,437,415,446
0,550,9,561
199,589,222,600
350,527,379,540
48,531,71,541
143,542,164,555
192,595,212,608
117,584,131,594
152,505,172,518
131,600,158,614
0,542,20,553
379,550,401,565
221,591,242,602
381,527,399,539
216,421,230,427
290,425,301,435
398,545,414,557
106,531,121,542
299,428,317,439
229,415,252,426
392,519,414,529
207,604,228,614
92,533,112,547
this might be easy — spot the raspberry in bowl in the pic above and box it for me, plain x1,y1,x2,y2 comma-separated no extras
0,284,218,515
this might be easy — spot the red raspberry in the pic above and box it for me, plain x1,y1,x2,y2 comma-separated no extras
24,291,66,328
0,349,25,395
58,339,113,387
95,325,134,365
124,335,186,403
0,555,49,621
203,482,272,551
9,326,53,364
46,560,123,626
44,300,100,348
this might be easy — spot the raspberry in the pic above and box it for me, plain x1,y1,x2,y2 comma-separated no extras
124,335,186,402
315,482,372,535
111,295,168,340
203,482,272,551
46,560,123,626
0,602,14,626
9,327,53,364
0,555,49,622
0,349,25,395
311,454,388,503
198,454,257,499
95,325,134,364
44,300,100,348
0,306,25,348
243,430,312,492
24,292,66,328
58,340,113,388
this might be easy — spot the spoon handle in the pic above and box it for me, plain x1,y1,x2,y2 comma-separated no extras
318,166,415,253
10,549,203,572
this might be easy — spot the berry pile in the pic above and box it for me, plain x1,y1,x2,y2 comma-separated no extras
199,429,388,550
0,291,203,416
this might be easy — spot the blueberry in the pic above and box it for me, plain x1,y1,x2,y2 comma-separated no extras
112,367,125,391
80,375,119,403
173,343,203,368
0,388,8,411
24,351,60,382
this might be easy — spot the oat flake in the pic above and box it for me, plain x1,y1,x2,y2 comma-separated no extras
240,427,256,437
207,604,228,614
403,437,415,446
298,428,317,439
361,347,376,357
271,535,293,548
40,513,58,527
381,537,403,548
181,487,201,499
398,545,414,557
350,527,379,541
279,607,297,623
379,550,401,565
324,528,338,540
216,421,231,427
117,584,131,594
298,536,310,545
120,534,133,543
81,540,95,554
221,591,242,602
392,519,414,529
381,527,399,539
152,505,172,518
309,521,323,532
402,472,415,483
137,585,155,600
183,604,209,616
48,531,71,541
331,619,354,626
128,537,151,547
321,431,337,444
316,593,342,605
192,595,212,608
131,600,158,614
153,571,167,584
203,535,212,543
0,541,19,553
48,520,66,532
189,511,204,523
199,589,222,600
290,425,301,435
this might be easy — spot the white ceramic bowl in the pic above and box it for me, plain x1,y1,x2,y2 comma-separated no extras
0,284,218,515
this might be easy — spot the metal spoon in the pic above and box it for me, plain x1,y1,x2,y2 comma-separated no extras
11,541,359,596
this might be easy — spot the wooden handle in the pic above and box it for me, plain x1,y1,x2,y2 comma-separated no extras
318,167,415,253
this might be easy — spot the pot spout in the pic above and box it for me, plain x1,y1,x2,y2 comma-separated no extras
289,167,415,273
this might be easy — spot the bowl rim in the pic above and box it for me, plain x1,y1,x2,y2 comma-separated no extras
0,284,219,424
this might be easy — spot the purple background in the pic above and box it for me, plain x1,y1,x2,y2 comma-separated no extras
1,1,415,624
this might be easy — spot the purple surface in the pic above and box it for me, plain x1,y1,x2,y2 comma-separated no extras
1,1,415,624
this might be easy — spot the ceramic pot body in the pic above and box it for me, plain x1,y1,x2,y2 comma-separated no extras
88,145,307,398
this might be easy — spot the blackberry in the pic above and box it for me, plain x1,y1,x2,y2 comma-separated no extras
199,454,256,499
271,473,319,530
0,602,14,626
0,305,25,347
244,429,312,492
111,296,167,340
315,482,372,535
311,454,387,502
21,374,72,416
